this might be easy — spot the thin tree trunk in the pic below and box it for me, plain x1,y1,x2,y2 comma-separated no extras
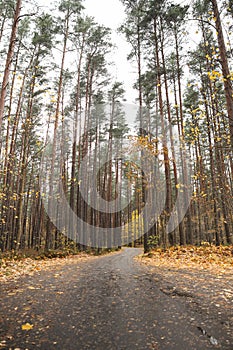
45,11,69,251
0,0,22,149
154,18,172,248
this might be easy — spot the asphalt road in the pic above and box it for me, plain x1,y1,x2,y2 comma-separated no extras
0,248,231,349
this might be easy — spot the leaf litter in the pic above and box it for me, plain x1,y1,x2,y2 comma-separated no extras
0,253,96,283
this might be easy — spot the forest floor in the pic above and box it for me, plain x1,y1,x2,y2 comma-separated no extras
0,247,232,349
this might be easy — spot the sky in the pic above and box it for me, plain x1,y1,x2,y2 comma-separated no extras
83,0,137,103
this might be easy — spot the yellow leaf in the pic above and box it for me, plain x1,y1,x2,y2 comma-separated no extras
22,323,33,331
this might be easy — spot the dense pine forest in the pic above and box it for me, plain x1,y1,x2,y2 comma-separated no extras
0,0,232,255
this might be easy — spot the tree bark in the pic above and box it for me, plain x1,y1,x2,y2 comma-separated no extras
0,0,22,149
211,0,233,153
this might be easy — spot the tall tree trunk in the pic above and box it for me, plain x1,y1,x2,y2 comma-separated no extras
211,0,233,153
0,0,22,149
174,29,193,245
45,11,69,251
154,18,172,248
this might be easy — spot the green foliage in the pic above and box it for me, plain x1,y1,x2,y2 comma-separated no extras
32,14,55,51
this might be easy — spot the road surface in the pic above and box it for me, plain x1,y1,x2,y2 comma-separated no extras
0,248,231,349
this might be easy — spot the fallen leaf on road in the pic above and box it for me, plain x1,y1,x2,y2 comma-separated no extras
22,323,33,331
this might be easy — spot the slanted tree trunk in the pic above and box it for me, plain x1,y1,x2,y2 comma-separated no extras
0,0,22,149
